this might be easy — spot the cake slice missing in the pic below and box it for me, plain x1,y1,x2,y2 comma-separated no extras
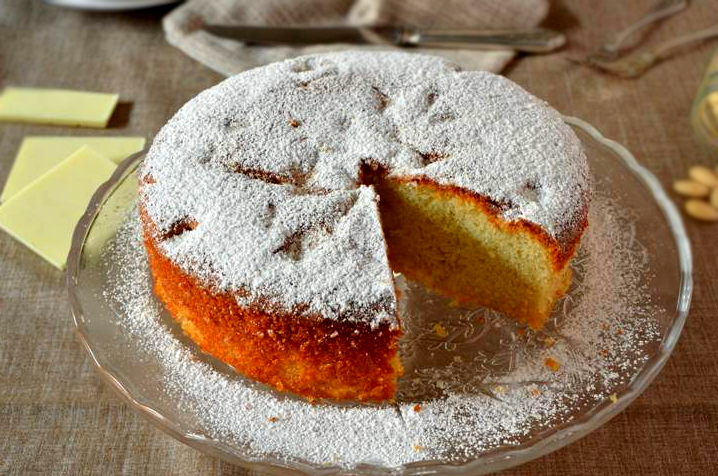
371,175,581,330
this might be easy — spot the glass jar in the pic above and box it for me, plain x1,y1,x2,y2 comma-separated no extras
691,45,718,151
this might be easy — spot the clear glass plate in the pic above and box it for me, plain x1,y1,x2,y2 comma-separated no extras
67,116,692,475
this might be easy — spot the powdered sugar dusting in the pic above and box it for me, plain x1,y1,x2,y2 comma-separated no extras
140,51,590,326
103,192,658,470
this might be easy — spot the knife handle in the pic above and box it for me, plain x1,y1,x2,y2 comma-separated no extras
398,28,566,53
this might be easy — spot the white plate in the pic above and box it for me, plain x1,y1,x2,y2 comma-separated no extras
42,0,181,11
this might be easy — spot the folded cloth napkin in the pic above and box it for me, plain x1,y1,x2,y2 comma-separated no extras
163,0,549,76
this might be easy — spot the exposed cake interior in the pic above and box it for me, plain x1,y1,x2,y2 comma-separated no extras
368,173,573,330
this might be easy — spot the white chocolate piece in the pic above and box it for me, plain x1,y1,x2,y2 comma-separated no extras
1,136,144,202
0,87,119,128
0,146,116,269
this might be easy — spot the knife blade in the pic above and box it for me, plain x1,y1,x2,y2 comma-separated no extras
202,25,566,53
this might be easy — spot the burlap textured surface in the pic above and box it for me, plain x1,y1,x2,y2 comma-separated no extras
1,0,718,475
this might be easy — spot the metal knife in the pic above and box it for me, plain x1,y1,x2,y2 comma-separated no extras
202,25,566,53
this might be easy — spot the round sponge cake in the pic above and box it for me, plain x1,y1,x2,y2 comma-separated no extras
139,51,590,401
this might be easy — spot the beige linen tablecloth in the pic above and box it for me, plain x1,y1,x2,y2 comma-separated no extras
1,1,718,474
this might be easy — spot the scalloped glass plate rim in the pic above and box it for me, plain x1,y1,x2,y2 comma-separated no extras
66,115,693,475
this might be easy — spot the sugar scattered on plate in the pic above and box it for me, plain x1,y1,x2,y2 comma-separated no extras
102,192,661,470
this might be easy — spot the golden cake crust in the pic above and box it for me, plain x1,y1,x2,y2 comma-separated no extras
141,207,402,402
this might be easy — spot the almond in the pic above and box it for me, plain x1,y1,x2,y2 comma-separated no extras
688,166,718,187
673,179,710,197
685,199,718,222
710,188,718,210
